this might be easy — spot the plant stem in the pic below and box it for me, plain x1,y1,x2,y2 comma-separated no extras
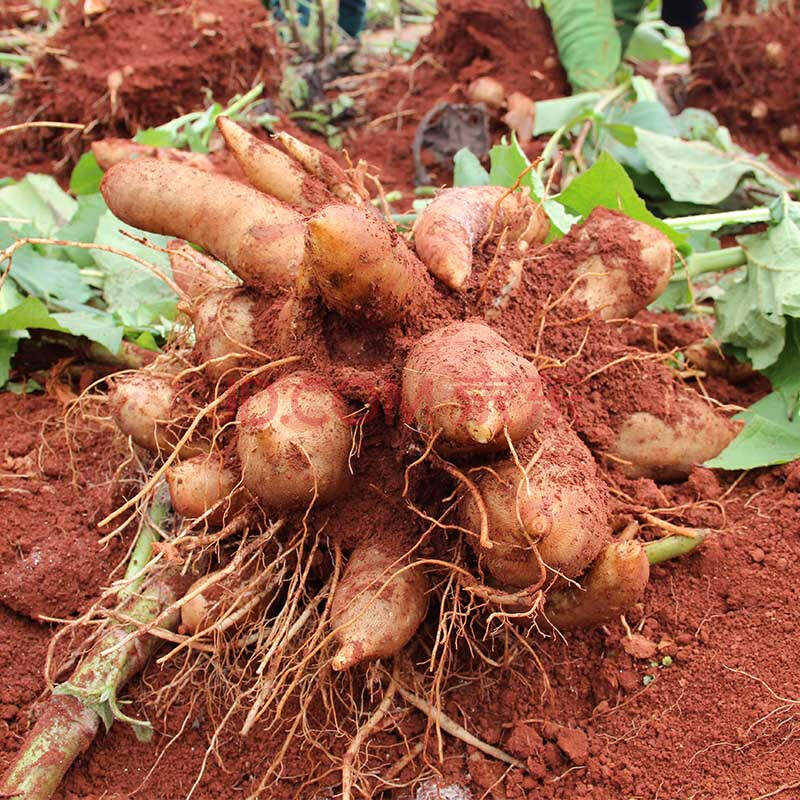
644,530,708,565
0,496,191,800
665,207,771,230
121,484,170,597
680,246,747,279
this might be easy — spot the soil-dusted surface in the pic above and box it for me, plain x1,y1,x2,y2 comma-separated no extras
0,0,284,179
2,362,799,799
689,2,800,175
338,0,568,196
1,208,798,799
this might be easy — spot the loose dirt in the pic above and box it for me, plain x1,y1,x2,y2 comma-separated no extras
0,0,284,179
339,0,568,197
689,1,800,175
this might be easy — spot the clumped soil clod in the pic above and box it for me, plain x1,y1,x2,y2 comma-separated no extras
0,0,283,178
689,0,800,173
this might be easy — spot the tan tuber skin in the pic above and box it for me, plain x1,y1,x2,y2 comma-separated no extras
461,407,609,589
166,454,245,526
567,208,674,319
216,117,331,210
100,159,305,290
92,139,216,173
414,186,549,290
305,203,433,323
109,373,206,457
610,391,740,481
236,371,353,509
544,540,650,629
402,321,544,455
192,288,257,382
167,239,236,301
330,540,429,670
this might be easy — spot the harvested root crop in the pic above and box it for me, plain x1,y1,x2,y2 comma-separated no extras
304,203,433,323
414,186,549,290
236,371,353,509
609,390,740,480
92,138,217,172
461,407,609,588
330,540,429,670
566,207,674,319
543,539,650,629
167,454,244,526
109,372,206,457
402,321,544,454
217,117,331,210
168,238,236,300
100,159,305,290
191,288,258,382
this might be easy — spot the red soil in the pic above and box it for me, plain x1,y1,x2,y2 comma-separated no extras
340,0,568,197
1,363,797,799
0,0,284,179
689,2,800,175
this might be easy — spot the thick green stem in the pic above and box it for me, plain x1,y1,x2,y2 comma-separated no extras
0,496,190,800
644,530,708,565
672,246,747,283
665,207,771,230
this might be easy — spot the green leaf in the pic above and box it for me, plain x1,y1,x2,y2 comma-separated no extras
133,128,175,148
5,379,43,394
633,128,779,204
57,193,107,267
8,249,92,305
488,138,578,236
453,148,490,187
624,22,689,64
714,211,800,369
91,210,176,322
70,152,104,195
555,152,685,247
0,295,122,353
532,92,602,136
706,392,800,469
0,174,77,235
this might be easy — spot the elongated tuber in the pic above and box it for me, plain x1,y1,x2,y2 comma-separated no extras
544,540,650,629
217,117,331,210
100,159,305,290
305,203,433,323
330,540,428,670
414,186,548,290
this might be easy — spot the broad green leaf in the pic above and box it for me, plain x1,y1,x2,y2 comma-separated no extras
0,295,122,353
706,392,800,469
715,211,800,369
9,249,92,305
624,22,689,64
616,101,676,136
91,210,176,320
555,152,685,247
5,379,43,394
0,174,77,235
70,152,104,195
634,128,778,204
532,92,602,136
57,193,107,267
763,319,800,408
453,148,489,187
